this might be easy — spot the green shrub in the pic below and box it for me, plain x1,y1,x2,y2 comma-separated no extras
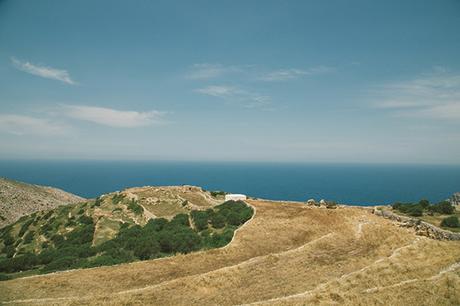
392,203,423,216
0,273,10,281
419,199,430,209
191,210,209,231
23,231,35,244
408,206,423,217
134,237,160,260
77,215,93,225
210,191,226,197
0,253,38,273
430,201,455,215
112,194,125,205
65,224,95,245
42,211,53,220
441,216,459,228
93,197,103,207
171,214,190,227
3,234,14,246
18,219,34,237
4,245,15,258
128,200,144,215
51,234,65,247
210,213,226,229
43,256,78,272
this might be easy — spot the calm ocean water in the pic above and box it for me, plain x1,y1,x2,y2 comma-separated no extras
0,160,459,206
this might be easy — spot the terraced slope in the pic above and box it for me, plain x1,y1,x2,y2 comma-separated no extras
0,185,229,275
1,199,459,305
0,178,84,228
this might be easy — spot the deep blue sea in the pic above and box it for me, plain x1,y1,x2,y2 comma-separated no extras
0,160,459,206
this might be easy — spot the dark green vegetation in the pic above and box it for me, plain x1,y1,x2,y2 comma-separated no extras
392,200,455,217
0,200,252,278
392,199,459,231
440,216,459,228
210,190,226,197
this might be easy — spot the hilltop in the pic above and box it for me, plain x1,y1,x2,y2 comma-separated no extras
1,197,459,305
0,178,84,228
0,185,252,277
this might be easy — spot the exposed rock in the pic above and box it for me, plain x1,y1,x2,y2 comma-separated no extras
449,192,460,206
0,178,84,228
306,199,316,206
371,208,460,241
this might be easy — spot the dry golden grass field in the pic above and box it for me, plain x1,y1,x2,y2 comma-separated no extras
1,200,459,305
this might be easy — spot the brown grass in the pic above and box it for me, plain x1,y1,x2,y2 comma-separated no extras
1,200,459,305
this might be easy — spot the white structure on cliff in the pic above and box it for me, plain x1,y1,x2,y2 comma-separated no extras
225,194,247,201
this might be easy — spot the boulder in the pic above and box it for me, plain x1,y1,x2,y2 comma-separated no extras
306,199,316,206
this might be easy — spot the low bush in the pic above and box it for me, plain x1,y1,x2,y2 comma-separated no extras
18,219,34,237
23,231,35,244
210,190,226,197
43,256,78,272
429,201,455,215
128,200,144,215
112,194,125,205
441,216,459,228
191,210,209,231
392,202,423,216
78,215,93,225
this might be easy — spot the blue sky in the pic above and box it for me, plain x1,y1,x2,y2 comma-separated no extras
1,0,460,163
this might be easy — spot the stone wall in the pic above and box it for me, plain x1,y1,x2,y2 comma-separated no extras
372,209,460,241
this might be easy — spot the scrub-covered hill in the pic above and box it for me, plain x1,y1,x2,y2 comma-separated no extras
0,185,252,277
1,199,459,305
0,178,84,228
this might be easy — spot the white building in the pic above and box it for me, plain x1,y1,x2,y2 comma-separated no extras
225,194,247,201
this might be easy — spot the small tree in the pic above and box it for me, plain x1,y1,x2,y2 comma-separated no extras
419,199,430,209
408,206,423,217
440,216,459,228
210,213,226,229
134,238,160,260
433,201,455,215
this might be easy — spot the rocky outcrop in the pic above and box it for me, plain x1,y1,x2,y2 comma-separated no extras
0,178,85,228
372,209,460,241
306,199,316,206
449,192,460,206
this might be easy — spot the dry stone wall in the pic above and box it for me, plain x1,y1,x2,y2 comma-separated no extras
372,208,460,241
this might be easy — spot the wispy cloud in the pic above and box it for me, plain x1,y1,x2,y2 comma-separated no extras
257,66,334,81
11,57,76,85
186,63,243,80
194,85,235,97
187,63,334,82
63,105,165,127
373,68,460,120
0,115,70,136
194,85,270,108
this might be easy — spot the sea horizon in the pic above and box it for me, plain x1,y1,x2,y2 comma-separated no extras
1,159,459,206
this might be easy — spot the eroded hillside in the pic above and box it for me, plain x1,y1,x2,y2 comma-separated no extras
0,178,84,228
1,199,459,305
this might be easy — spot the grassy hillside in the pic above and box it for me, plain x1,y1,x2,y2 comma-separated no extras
1,199,459,305
0,178,84,228
0,186,252,279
